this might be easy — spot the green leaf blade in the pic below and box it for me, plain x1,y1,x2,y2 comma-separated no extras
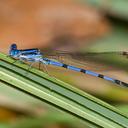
0,53,128,128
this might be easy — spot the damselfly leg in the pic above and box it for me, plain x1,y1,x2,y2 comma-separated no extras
39,62,41,70
40,62,51,76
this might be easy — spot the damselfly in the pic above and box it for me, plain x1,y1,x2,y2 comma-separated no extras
9,44,128,88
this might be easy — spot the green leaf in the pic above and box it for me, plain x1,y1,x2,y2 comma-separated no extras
9,111,87,128
116,105,128,115
79,0,128,20
0,53,128,128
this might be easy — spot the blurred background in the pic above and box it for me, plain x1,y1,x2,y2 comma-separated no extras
0,0,128,128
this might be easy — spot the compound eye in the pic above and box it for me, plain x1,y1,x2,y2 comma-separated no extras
11,43,17,50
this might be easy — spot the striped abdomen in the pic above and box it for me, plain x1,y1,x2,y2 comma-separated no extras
44,59,128,88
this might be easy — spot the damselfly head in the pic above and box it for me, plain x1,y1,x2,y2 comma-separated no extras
10,44,17,50
9,43,18,56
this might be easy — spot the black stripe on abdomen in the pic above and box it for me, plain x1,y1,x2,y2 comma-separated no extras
62,64,68,68
80,69,86,73
115,80,120,85
98,74,104,78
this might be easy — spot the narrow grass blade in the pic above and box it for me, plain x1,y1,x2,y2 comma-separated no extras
0,53,128,128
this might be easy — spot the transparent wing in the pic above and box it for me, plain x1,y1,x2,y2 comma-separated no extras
43,50,128,71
